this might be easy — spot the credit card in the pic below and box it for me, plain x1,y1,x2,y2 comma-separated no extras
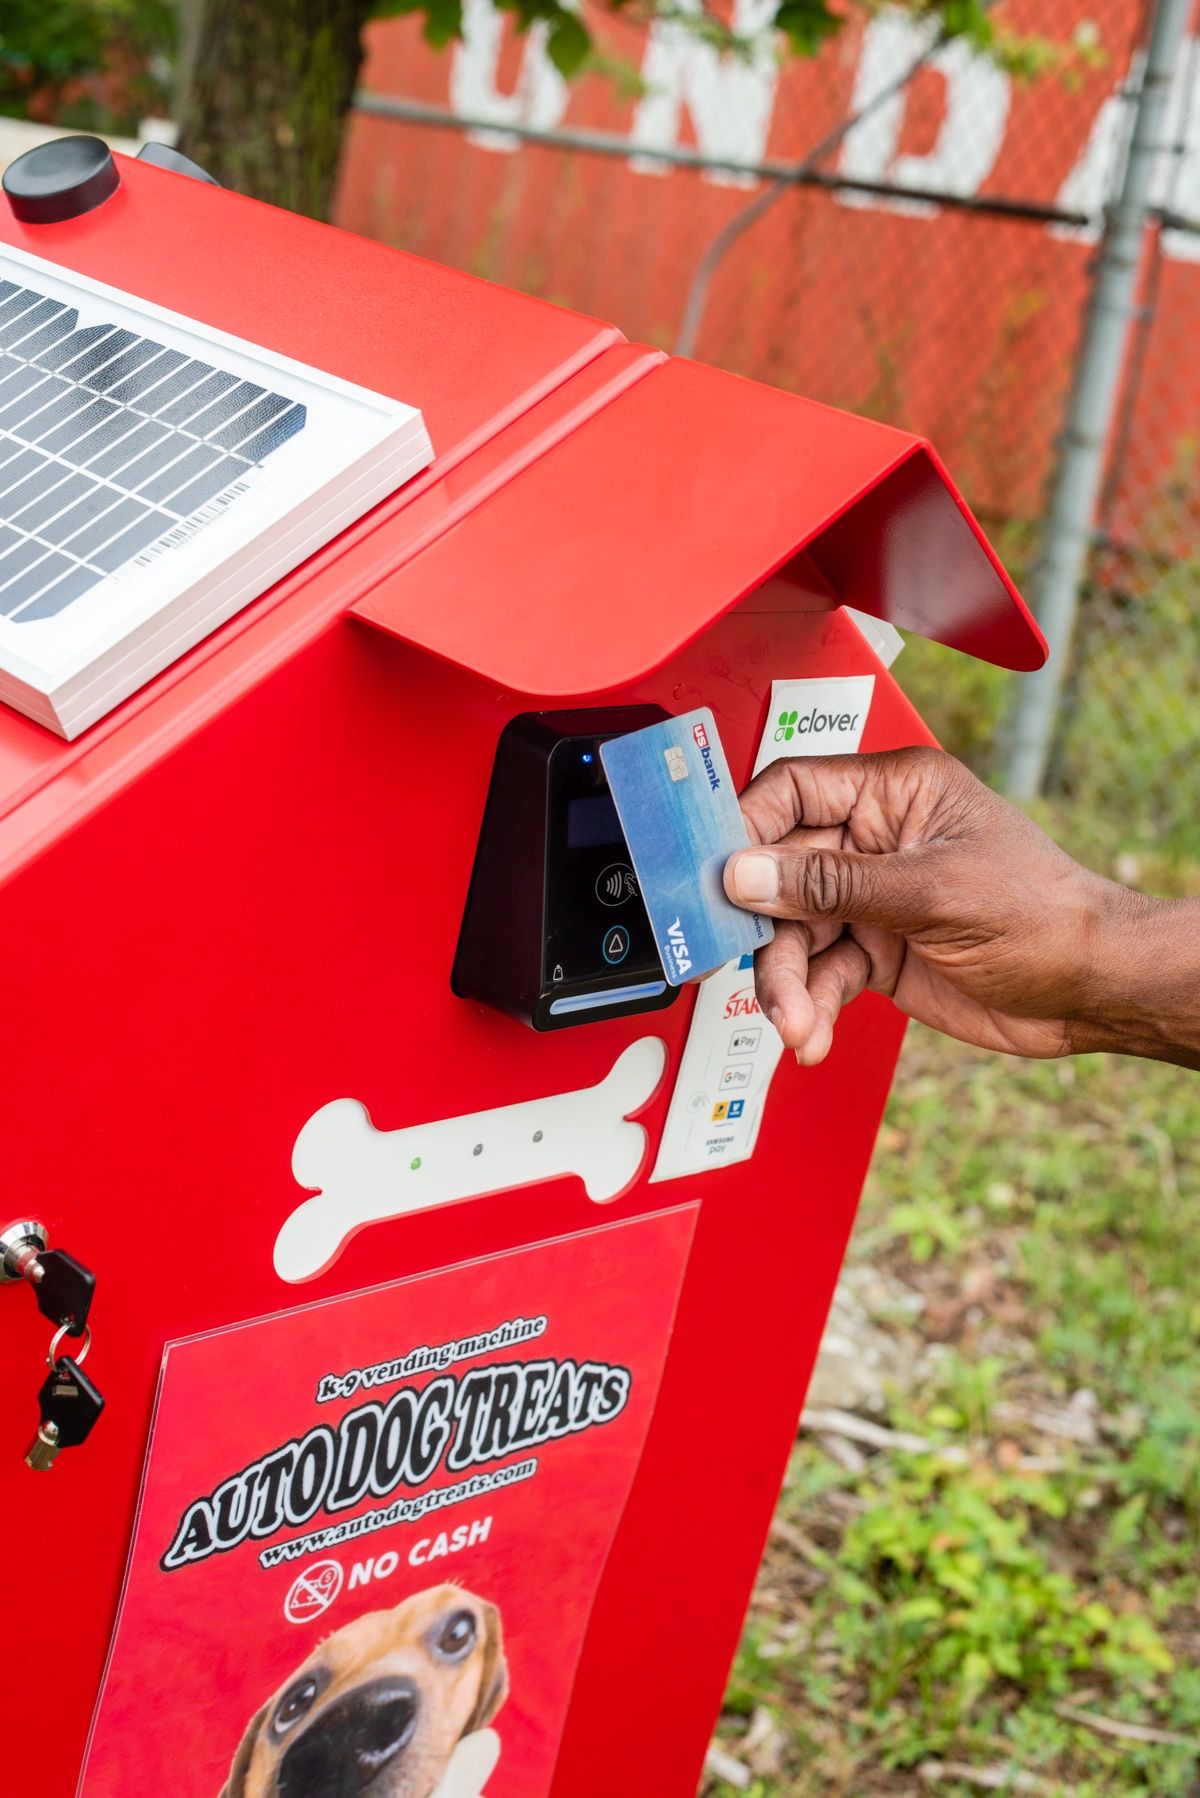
600,708,773,985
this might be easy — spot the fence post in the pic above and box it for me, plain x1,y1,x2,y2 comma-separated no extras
1004,0,1193,800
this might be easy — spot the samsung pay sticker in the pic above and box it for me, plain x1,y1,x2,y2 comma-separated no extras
753,675,875,776
651,955,784,1182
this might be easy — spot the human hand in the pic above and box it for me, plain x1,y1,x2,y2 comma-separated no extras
722,747,1186,1066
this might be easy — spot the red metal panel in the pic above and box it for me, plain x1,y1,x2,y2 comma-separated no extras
353,355,1046,688
0,600,921,1798
809,442,1049,669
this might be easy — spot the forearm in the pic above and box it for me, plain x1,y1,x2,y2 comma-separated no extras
1073,889,1200,1069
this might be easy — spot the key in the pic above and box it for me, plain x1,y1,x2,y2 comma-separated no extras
33,1248,95,1335
25,1356,104,1470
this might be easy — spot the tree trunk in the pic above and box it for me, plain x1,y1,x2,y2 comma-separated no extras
175,0,373,220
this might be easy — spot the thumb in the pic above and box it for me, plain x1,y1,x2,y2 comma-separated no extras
724,842,943,935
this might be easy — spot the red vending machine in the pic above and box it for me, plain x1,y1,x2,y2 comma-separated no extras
0,137,1044,1798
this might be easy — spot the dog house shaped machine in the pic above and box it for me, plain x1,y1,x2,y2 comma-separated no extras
0,144,1044,1798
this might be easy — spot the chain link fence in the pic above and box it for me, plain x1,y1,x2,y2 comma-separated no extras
338,0,1200,866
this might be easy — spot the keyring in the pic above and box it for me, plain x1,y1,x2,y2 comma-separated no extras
48,1322,91,1367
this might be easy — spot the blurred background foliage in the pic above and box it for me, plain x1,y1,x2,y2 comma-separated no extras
0,1,175,133
0,1,1073,215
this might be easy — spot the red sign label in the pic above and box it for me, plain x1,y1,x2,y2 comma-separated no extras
81,1211,696,1798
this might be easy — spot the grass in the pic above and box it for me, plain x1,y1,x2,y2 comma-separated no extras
703,1029,1200,1797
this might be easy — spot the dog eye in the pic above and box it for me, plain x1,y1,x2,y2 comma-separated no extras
274,1675,321,1733
431,1608,477,1662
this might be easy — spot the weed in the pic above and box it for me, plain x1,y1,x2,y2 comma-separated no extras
706,1028,1200,1796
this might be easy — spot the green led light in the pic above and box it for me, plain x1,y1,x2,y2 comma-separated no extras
410,1156,421,1171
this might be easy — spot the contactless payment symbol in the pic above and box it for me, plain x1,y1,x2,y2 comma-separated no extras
596,863,638,907
284,1558,343,1624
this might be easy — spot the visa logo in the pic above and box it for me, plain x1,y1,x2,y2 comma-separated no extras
667,918,692,976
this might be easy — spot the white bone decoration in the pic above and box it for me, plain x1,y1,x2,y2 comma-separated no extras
274,1037,669,1283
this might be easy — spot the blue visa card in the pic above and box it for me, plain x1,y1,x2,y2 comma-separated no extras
600,708,773,985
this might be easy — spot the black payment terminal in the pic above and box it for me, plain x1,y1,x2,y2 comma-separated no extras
452,707,680,1031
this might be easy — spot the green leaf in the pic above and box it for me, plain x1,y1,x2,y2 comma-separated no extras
421,0,464,50
896,1596,945,1626
772,0,842,57
546,10,591,78
960,1649,992,1693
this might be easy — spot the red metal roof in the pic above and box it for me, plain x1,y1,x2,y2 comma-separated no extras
354,355,1045,690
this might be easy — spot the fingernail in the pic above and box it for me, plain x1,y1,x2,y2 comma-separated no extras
729,851,779,904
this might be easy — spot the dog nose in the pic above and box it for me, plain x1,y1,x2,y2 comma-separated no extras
277,1677,420,1797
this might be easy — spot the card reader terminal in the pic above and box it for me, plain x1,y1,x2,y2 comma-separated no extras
452,708,681,1030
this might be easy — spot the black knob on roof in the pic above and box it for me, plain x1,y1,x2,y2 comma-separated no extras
136,142,220,187
3,135,120,225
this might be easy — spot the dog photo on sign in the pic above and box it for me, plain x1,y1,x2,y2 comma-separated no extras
219,1583,507,1798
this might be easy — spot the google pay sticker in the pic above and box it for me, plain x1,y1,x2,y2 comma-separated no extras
651,955,785,1181
600,707,772,986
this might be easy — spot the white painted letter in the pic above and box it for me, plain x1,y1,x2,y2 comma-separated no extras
1054,42,1200,261
838,10,1011,215
450,0,569,153
630,0,779,187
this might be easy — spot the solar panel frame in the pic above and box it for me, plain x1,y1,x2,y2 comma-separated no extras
0,243,431,735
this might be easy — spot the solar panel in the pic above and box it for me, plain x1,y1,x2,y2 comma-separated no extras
0,245,432,738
